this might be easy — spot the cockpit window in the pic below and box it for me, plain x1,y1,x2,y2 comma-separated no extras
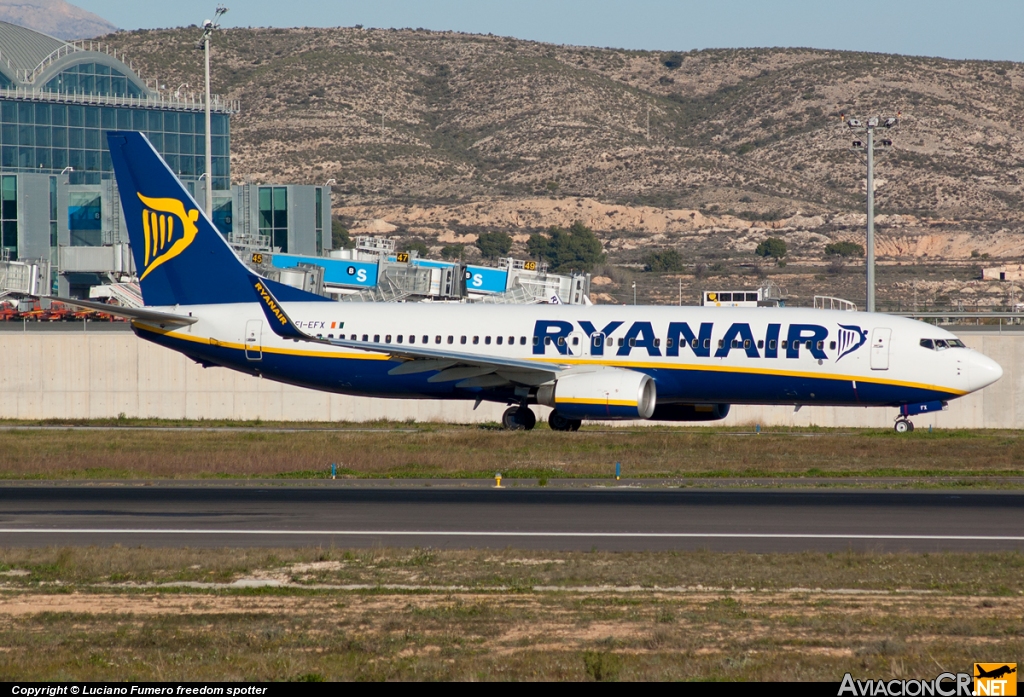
921,338,965,350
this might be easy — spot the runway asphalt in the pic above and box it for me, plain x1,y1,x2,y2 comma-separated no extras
0,483,1022,552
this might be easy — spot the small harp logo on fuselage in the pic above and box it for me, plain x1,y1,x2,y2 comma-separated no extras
138,193,200,280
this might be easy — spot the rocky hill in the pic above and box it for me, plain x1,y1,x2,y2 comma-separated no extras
0,0,116,39
99,26,1024,308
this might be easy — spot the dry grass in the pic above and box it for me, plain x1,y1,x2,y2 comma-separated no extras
0,424,1022,480
0,547,1021,681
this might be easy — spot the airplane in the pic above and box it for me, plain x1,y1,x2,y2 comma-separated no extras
53,131,1003,433
975,666,1016,680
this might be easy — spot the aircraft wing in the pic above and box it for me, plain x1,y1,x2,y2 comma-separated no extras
40,296,198,327
249,275,559,387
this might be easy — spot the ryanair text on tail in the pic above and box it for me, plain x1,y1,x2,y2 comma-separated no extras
838,665,1017,697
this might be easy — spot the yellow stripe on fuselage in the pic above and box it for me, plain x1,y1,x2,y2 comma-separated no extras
556,397,638,407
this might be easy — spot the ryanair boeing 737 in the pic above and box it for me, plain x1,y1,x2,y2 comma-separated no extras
57,132,1003,432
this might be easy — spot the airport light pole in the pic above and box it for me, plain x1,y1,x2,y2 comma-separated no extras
842,113,898,313
196,5,228,218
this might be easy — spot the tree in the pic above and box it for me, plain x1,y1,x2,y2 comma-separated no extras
399,239,430,258
331,219,353,249
475,231,512,259
824,241,864,258
755,237,787,261
527,221,606,273
440,243,464,261
643,249,683,272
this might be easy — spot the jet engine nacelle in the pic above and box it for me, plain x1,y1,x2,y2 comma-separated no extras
536,369,657,420
650,403,731,422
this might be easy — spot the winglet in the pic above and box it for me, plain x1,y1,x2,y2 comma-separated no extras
249,274,321,342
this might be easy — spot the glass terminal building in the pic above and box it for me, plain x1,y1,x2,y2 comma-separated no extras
0,22,330,297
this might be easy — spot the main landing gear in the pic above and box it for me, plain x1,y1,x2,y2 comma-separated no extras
501,405,537,431
894,417,915,433
548,410,582,432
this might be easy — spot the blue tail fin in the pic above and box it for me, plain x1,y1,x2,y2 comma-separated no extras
107,131,330,306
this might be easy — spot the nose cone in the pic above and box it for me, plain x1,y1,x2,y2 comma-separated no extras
967,351,1003,392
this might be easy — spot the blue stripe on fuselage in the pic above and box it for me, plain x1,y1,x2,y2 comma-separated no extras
136,326,958,407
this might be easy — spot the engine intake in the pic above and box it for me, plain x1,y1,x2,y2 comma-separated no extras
537,370,656,420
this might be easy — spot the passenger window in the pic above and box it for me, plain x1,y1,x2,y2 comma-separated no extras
743,340,751,349
447,336,453,344
521,337,527,345
386,335,392,343
461,336,467,344
362,334,368,342
496,336,503,345
806,340,813,349
607,338,613,347
422,335,428,344
408,336,414,344
593,336,602,347
350,334,356,341
654,338,661,347
732,340,740,348
533,337,539,345
473,336,479,345
485,336,491,345
373,334,380,342
718,340,724,349
629,338,636,347
435,336,441,344
510,336,515,345
666,338,674,348
703,339,710,349
557,337,565,346
781,340,788,349
618,338,625,347
757,340,763,349
328,334,334,339
396,335,403,344
545,337,553,345
829,341,836,350
817,341,823,350
572,336,579,345
769,340,776,350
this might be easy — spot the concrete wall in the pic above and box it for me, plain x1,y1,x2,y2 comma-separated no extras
0,328,1019,428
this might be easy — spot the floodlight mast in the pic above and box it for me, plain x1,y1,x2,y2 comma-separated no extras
842,112,898,313
196,5,228,218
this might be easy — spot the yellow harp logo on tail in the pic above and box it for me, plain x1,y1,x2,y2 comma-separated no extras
137,193,200,280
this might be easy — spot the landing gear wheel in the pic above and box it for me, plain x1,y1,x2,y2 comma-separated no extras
502,406,537,431
548,411,581,432
894,419,911,434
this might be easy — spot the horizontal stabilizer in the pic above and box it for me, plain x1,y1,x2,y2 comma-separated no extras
43,297,198,326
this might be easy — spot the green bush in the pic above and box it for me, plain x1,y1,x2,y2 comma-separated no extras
440,243,464,261
643,249,684,272
399,239,430,258
824,241,864,257
662,53,684,69
755,237,787,260
475,232,512,259
527,221,606,273
331,219,353,249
